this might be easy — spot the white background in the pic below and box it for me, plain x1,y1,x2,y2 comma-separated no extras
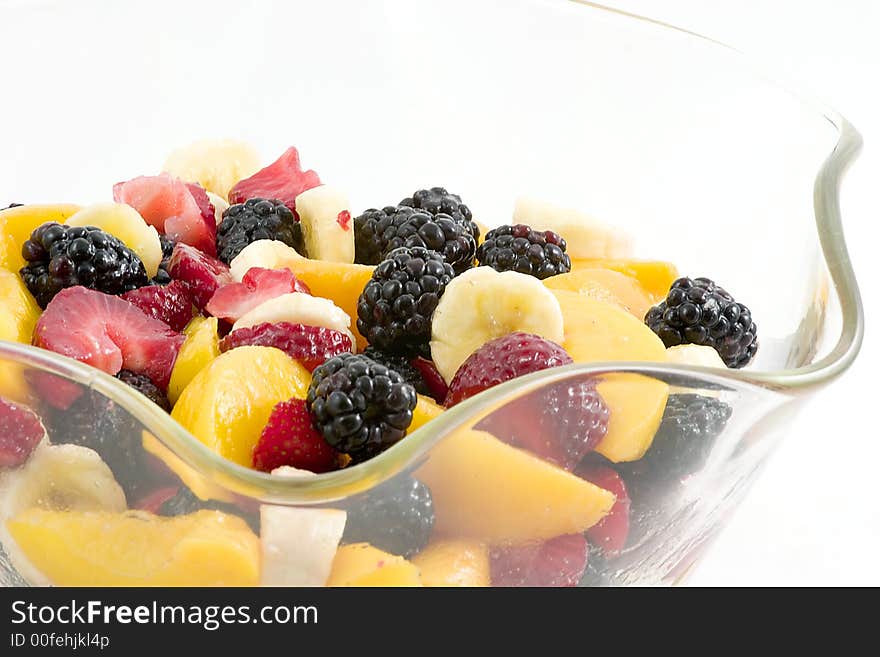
600,0,879,586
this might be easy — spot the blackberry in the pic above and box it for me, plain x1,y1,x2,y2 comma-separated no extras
19,222,149,308
340,477,434,557
362,347,432,398
476,224,571,280
306,353,418,462
356,246,454,357
400,187,479,241
149,236,176,285
216,198,303,264
353,206,475,274
645,277,758,368
641,394,733,479
115,369,171,412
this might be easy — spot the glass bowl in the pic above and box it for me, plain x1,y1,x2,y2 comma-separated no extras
0,0,863,586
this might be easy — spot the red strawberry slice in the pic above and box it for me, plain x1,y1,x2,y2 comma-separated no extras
253,398,339,473
114,173,217,256
0,398,46,467
410,357,448,403
228,146,321,215
33,287,185,390
205,267,311,322
24,371,84,411
122,280,194,332
490,534,589,587
220,322,351,372
167,243,233,310
576,463,630,556
186,183,217,228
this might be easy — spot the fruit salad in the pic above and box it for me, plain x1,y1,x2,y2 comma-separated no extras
0,140,758,587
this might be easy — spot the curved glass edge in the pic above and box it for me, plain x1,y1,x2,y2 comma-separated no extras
0,0,865,503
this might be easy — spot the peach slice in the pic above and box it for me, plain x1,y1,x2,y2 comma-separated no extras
0,203,80,271
569,258,678,302
544,268,654,320
327,543,422,587
412,539,490,587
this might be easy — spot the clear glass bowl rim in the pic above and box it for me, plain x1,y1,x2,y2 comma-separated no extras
0,0,864,504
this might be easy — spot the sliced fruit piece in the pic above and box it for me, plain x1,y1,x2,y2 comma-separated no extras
253,398,340,473
205,192,229,225
513,196,633,260
569,258,678,303
163,139,261,200
412,539,490,587
429,267,565,383
65,203,163,278
229,239,374,348
167,242,233,310
490,533,588,587
665,344,726,368
228,146,321,215
220,322,352,373
185,183,217,236
231,293,354,347
0,269,42,403
409,357,448,402
544,268,654,320
0,398,46,468
576,463,630,556
167,316,220,405
33,287,185,390
141,431,234,503
551,289,669,462
0,203,80,271
5,508,259,586
260,505,346,586
122,280,194,332
113,174,216,256
415,429,615,545
206,267,311,322
294,185,354,263
327,542,421,587
408,395,444,434
170,346,311,467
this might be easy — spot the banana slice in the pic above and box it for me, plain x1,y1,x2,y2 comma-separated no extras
666,345,726,398
206,192,229,226
163,139,261,200
232,292,356,347
430,267,565,383
66,203,163,278
513,196,633,260
0,443,126,585
229,239,303,282
295,185,355,264
260,505,347,586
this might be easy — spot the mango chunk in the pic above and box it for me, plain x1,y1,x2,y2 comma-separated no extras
412,539,490,587
569,258,678,302
327,543,422,587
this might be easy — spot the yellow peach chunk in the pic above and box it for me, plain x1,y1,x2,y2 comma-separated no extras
412,539,490,587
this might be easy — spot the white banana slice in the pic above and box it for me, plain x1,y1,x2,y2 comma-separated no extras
206,192,229,227
260,505,347,587
232,292,356,347
0,443,126,585
229,239,303,282
513,196,633,260
666,344,726,398
295,185,355,264
163,139,261,200
66,203,163,278
430,267,565,383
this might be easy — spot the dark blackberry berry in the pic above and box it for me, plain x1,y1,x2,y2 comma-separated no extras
353,206,475,274
149,235,176,285
19,222,149,308
356,246,454,357
645,277,758,368
400,187,479,241
216,197,303,264
115,369,171,412
340,477,434,557
476,224,571,280
306,353,418,462
362,347,432,398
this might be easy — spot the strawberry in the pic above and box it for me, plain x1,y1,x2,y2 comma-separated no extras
253,398,340,473
0,398,46,467
24,371,84,411
220,322,352,372
576,463,630,556
33,286,185,390
490,534,589,587
409,356,448,403
228,146,321,216
122,280,194,332
114,173,217,256
205,267,311,322
185,183,217,229
166,242,233,310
